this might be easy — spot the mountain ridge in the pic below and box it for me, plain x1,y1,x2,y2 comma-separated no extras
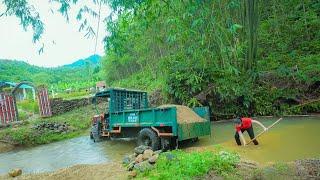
0,55,102,89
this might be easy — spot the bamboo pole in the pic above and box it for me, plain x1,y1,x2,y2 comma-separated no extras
246,118,283,145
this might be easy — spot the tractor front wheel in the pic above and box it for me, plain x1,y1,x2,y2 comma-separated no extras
137,128,160,150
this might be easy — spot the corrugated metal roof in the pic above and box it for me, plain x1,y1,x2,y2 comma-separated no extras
0,81,34,89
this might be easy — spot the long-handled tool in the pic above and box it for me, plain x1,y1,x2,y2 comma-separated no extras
246,118,283,145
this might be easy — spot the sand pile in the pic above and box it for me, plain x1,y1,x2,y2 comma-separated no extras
0,163,129,180
158,104,205,124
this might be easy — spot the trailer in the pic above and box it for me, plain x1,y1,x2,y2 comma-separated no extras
90,88,211,150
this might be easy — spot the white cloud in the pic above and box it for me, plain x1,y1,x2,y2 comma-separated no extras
0,1,111,67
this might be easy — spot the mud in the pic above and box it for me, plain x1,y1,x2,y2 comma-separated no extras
0,142,14,153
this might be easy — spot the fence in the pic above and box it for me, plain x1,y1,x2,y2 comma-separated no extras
38,88,52,117
0,93,18,125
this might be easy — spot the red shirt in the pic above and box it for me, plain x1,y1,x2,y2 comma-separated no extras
235,117,252,131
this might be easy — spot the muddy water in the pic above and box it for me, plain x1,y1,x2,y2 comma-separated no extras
0,137,135,174
0,117,319,174
193,116,320,164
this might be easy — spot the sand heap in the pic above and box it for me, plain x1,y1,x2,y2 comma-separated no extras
158,104,205,124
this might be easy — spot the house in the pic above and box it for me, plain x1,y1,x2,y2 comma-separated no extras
0,81,36,101
96,81,106,92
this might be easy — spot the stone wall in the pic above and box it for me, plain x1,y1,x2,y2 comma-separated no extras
50,98,92,115
50,97,108,115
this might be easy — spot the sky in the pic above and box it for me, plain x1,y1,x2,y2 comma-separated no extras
0,1,111,67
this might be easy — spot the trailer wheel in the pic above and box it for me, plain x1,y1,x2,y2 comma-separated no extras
91,121,102,142
137,128,160,150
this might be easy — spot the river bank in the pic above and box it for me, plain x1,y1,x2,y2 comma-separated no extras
0,105,95,153
0,163,129,180
1,149,319,180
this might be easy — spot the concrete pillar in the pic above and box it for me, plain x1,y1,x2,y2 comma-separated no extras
32,88,36,100
23,88,27,100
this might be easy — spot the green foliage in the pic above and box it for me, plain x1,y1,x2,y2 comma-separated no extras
138,150,240,179
55,91,90,100
18,111,29,121
0,55,102,93
17,100,39,114
0,105,94,145
102,0,320,116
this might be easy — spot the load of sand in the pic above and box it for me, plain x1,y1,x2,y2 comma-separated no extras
158,104,205,124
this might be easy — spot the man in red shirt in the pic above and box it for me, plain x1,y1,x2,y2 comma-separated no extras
234,117,265,146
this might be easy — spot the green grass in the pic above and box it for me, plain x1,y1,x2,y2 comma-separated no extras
0,105,95,146
17,100,39,114
137,150,240,179
55,91,90,100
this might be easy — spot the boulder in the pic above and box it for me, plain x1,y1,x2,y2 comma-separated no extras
143,149,154,160
8,169,22,177
134,145,151,155
135,154,144,163
153,150,162,155
123,154,136,165
148,154,159,164
127,161,135,171
134,161,153,172
128,170,137,178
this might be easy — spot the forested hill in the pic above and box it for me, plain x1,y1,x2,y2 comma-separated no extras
104,0,320,117
0,55,102,91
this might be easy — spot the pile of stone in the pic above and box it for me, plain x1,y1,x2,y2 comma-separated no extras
123,145,161,175
295,159,320,178
32,122,71,134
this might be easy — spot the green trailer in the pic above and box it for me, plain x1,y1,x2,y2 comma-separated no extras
90,88,211,150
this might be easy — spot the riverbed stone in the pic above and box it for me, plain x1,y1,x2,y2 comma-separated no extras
134,145,151,155
135,154,144,163
143,149,154,160
134,161,153,172
8,169,22,177
123,154,136,165
148,154,159,164
127,161,135,171
123,156,131,165
153,150,162,155
128,170,137,178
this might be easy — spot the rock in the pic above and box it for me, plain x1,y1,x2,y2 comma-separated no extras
134,145,151,155
143,149,154,160
134,161,153,172
8,169,22,177
135,154,144,163
164,152,176,161
128,170,137,178
148,154,159,164
127,161,135,171
153,150,162,155
123,154,136,165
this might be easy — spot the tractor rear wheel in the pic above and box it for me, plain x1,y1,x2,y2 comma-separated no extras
137,128,160,150
91,120,102,142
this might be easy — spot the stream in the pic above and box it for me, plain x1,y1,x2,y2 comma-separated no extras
0,116,319,174
0,136,135,174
